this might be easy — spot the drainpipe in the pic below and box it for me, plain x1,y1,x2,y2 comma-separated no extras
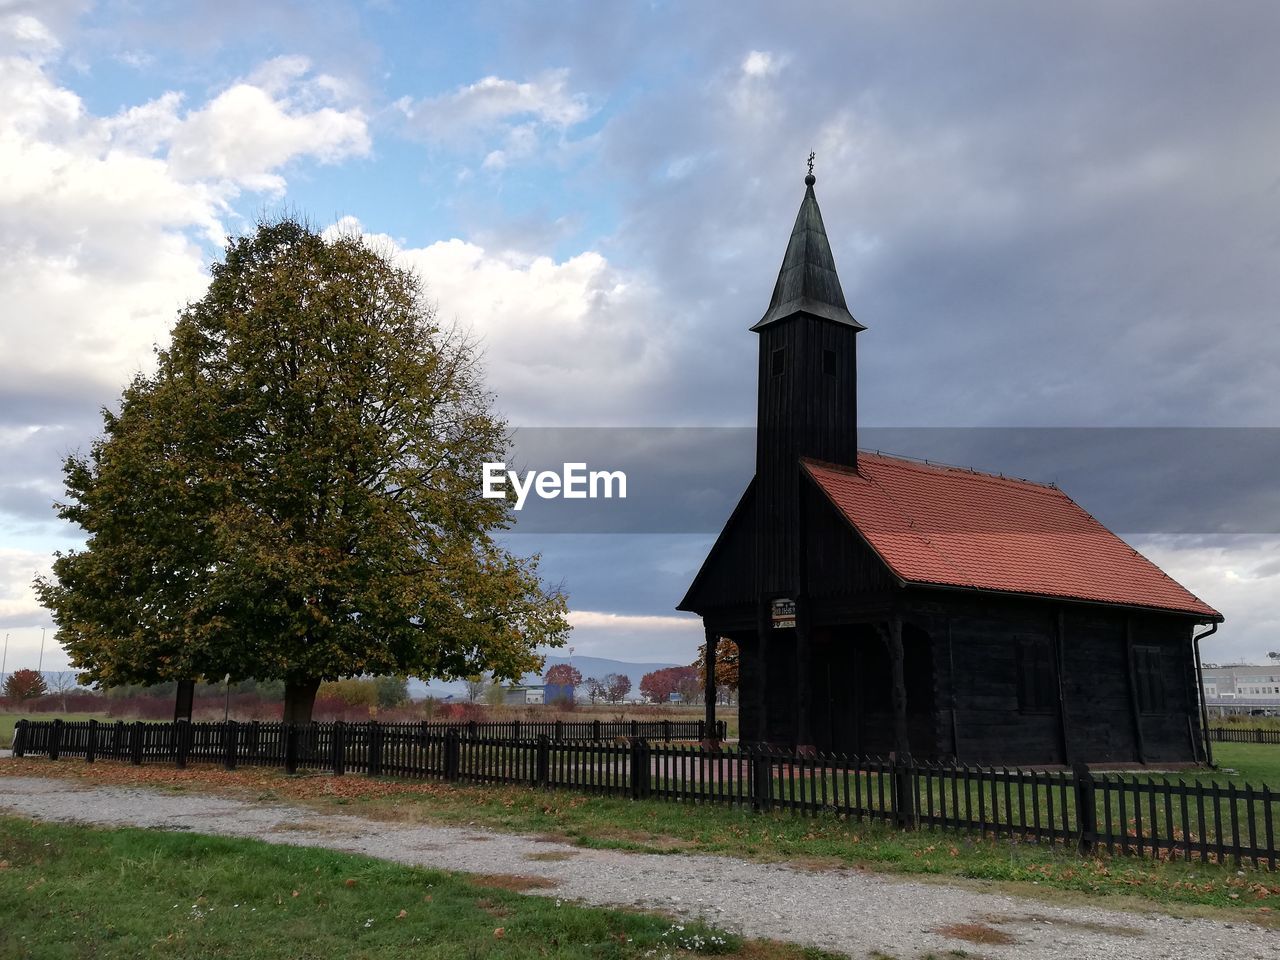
1192,623,1218,767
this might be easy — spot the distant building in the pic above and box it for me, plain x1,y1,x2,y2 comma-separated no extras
1201,664,1280,716
503,685,545,706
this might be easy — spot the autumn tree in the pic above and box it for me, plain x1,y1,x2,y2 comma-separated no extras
639,666,698,704
36,218,570,723
3,669,48,702
694,638,739,701
544,664,582,688
603,672,631,704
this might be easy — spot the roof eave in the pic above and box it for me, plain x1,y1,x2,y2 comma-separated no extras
751,299,866,332
904,578,1224,623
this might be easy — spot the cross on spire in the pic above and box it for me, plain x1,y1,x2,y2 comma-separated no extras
806,151,815,176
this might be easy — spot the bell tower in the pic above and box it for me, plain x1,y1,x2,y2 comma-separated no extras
753,164,864,595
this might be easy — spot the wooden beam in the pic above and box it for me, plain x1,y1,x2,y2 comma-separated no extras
1124,615,1148,764
795,607,813,750
703,627,719,744
946,618,960,758
881,618,911,760
755,602,770,745
1053,610,1071,766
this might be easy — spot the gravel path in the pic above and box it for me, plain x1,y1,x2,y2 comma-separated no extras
0,775,1273,960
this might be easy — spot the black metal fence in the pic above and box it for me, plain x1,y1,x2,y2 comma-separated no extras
11,718,1277,870
1210,727,1280,745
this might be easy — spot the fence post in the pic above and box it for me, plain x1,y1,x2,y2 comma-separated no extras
554,719,563,742
513,719,522,740
85,719,98,764
891,753,915,829
630,719,638,738
284,723,298,775
1073,761,1097,854
224,720,239,771
663,719,672,742
592,719,601,740
12,719,26,757
536,734,550,788
332,721,346,776
175,720,189,769
249,721,261,763
368,721,382,778
130,721,144,765
468,719,479,739
445,728,461,782
1258,729,1266,744
633,738,652,799
697,719,705,741
49,718,63,761
750,748,772,812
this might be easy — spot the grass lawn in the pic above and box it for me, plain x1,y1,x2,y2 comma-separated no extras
4,757,1277,924
0,815,831,960
1211,743,1280,786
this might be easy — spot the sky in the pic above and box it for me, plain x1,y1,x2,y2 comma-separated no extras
1,0,1279,677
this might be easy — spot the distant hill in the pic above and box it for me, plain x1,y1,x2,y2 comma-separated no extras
407,655,683,701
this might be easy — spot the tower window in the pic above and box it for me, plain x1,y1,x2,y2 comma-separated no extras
822,349,837,376
771,347,785,376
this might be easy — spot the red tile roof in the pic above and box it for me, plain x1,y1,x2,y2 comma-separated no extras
803,454,1221,619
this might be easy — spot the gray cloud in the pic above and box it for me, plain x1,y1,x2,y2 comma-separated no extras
7,1,1280,667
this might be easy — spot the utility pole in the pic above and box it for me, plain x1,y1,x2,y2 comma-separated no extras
38,627,46,674
1,632,8,690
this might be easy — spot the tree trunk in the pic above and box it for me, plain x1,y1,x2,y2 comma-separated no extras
173,679,195,722
282,677,321,725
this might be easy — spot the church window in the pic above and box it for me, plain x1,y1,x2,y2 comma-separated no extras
823,349,837,376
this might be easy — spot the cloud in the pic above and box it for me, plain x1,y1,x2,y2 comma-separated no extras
0,548,51,629
559,609,703,662
397,68,591,168
1135,536,1280,662
741,50,783,78
568,610,701,633
324,217,665,424
0,34,372,416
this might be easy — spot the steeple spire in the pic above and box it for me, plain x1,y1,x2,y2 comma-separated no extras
751,162,863,331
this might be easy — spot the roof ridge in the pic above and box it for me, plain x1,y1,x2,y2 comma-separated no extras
855,448,1063,493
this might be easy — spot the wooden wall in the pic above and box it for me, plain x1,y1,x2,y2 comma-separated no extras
755,313,858,596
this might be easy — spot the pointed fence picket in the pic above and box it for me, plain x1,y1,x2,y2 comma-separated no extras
9,718,1277,870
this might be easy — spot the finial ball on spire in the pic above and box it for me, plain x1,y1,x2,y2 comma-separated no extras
805,150,816,186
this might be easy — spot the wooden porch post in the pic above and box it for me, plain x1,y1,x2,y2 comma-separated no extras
703,627,719,745
887,618,911,760
756,603,770,745
795,606,813,751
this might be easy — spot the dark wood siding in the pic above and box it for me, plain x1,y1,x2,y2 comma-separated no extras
1060,609,1138,763
1131,614,1199,763
680,483,757,614
802,479,898,598
755,314,857,596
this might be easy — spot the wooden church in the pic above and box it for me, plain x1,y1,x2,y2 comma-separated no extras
680,169,1223,767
